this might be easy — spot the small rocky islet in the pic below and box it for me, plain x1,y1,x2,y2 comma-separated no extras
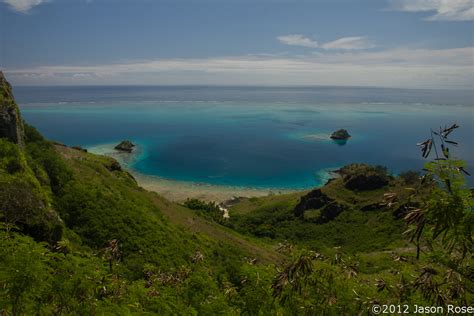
330,129,351,140
114,140,135,153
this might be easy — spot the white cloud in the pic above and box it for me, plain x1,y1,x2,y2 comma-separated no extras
321,36,375,50
1,0,47,13
392,0,474,21
4,47,473,89
277,34,319,48
278,35,374,50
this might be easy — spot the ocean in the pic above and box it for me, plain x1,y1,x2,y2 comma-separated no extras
14,85,474,189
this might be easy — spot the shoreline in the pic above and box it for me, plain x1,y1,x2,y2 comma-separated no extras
132,172,293,203
87,142,299,203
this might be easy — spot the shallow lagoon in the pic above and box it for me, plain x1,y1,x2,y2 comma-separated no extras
17,86,474,190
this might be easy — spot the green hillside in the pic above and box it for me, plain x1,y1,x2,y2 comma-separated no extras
1,123,286,314
1,73,472,315
226,165,423,252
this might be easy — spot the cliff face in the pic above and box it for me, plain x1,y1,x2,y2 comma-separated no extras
0,71,24,147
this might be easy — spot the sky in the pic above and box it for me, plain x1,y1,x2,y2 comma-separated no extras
0,0,473,89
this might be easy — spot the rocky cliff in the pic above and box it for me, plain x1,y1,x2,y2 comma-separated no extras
0,71,24,147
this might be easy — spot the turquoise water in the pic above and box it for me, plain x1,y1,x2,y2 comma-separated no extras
16,86,474,189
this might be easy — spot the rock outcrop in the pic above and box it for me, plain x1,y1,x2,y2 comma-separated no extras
294,188,345,223
294,189,331,217
344,174,389,191
338,164,390,191
106,160,123,172
0,71,24,147
318,202,344,223
71,146,88,153
330,129,351,140
114,140,135,153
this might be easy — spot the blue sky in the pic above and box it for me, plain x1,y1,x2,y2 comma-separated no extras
1,0,473,88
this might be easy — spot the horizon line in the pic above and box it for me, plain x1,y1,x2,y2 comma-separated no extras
11,83,474,92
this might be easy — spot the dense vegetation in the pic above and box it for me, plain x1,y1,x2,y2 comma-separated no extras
0,75,472,314
183,198,226,224
225,165,408,252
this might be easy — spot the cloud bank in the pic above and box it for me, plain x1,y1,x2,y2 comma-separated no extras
4,47,473,89
392,0,474,21
278,35,374,50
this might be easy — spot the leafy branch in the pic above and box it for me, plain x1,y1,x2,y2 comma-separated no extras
406,124,473,262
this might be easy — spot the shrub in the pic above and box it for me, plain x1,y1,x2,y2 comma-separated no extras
24,124,72,194
183,198,224,223
0,139,26,174
399,170,421,184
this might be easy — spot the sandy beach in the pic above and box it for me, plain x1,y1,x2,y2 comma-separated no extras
88,143,295,203
133,172,287,203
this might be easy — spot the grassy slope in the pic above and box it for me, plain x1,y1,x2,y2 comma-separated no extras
227,172,415,253
57,143,415,267
55,145,283,266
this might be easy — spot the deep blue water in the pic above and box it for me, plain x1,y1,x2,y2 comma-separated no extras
14,86,474,189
